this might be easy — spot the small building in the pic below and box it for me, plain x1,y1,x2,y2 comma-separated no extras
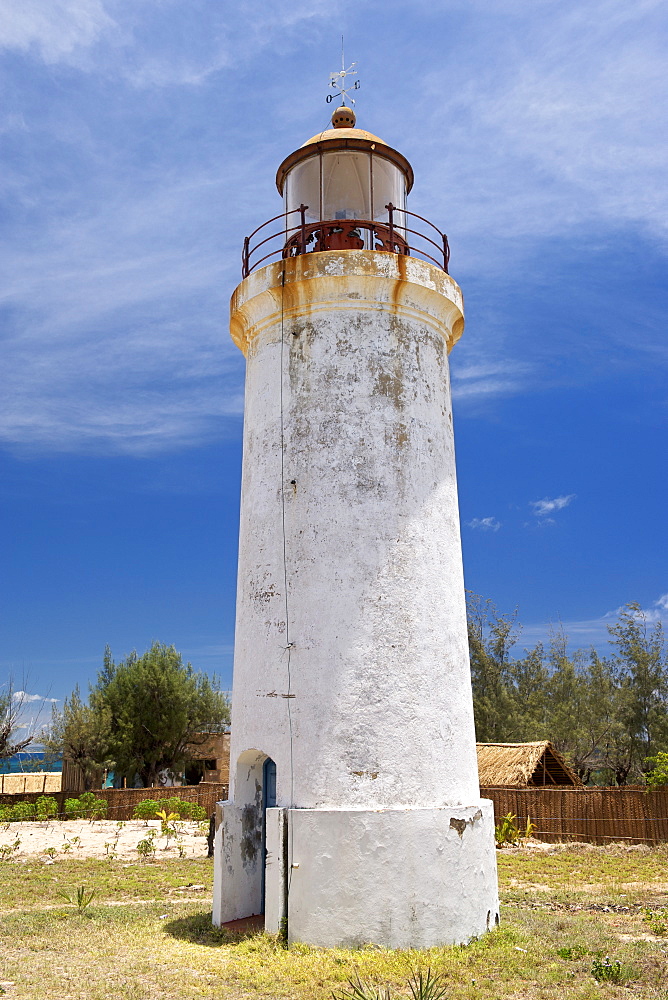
477,741,583,787
183,732,230,785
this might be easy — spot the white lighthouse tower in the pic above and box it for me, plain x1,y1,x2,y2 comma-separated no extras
213,99,499,948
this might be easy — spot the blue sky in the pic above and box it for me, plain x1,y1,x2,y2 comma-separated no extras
0,0,666,711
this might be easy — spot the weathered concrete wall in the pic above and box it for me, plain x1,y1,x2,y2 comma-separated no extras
227,251,477,811
287,802,499,948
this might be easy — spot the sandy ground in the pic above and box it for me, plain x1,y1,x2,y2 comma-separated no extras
0,819,209,861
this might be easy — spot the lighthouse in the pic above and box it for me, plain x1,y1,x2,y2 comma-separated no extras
213,100,499,948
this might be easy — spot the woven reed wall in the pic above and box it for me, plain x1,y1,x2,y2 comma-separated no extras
480,786,668,844
0,783,229,820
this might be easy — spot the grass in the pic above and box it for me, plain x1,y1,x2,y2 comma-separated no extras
1,846,668,998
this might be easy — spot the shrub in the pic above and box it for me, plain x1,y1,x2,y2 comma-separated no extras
133,800,160,822
64,793,107,820
64,797,83,820
162,798,206,821
591,956,624,983
10,801,36,822
35,795,58,820
78,792,107,819
0,806,12,822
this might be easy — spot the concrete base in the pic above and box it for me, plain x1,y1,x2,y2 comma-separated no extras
214,798,499,949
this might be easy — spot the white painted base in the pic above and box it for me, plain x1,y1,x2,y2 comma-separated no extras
285,801,499,948
214,798,499,949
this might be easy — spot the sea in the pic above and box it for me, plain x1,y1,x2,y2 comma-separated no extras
0,750,62,774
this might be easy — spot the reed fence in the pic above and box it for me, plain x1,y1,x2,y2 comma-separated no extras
0,783,229,821
481,785,668,845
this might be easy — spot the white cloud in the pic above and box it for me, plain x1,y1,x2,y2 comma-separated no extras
521,589,668,652
415,0,668,249
0,0,115,63
12,691,58,703
530,494,576,517
466,517,500,532
451,361,534,401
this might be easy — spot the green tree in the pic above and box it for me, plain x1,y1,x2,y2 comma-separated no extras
467,593,519,742
607,603,668,780
92,642,230,787
509,643,550,741
44,686,112,790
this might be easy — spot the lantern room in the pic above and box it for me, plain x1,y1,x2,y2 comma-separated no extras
241,106,449,276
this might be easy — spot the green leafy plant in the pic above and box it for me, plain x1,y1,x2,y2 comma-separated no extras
495,813,520,845
64,797,83,820
35,795,58,820
557,945,587,960
70,836,82,849
0,845,15,860
61,841,72,854
58,884,96,914
10,801,36,822
136,830,157,860
522,815,535,839
643,908,667,935
591,956,623,983
78,791,107,819
132,800,160,823
0,806,11,822
163,797,206,821
645,752,668,788
156,809,180,845
43,847,57,859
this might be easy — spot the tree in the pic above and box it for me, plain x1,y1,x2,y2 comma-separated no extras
467,593,519,742
0,680,44,761
44,686,112,790
607,603,668,781
92,642,230,787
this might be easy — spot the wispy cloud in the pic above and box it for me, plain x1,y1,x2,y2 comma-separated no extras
12,691,58,704
521,590,668,653
530,494,576,518
466,517,500,532
451,361,534,401
0,0,116,64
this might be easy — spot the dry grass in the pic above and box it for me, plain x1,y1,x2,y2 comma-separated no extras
1,842,668,999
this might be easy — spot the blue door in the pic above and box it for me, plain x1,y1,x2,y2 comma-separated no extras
261,758,277,911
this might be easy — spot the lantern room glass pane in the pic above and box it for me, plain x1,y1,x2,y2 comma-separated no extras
321,151,371,221
371,156,406,221
285,157,321,224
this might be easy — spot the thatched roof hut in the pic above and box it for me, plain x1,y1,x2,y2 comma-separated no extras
476,741,583,787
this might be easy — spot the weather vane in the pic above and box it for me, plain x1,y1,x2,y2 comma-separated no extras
327,37,360,106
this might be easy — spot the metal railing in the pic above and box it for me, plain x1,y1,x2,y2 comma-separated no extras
241,203,450,278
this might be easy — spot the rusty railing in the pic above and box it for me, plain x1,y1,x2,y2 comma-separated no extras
241,204,450,278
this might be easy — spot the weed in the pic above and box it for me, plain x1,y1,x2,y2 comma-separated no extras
591,955,623,982
331,969,446,1000
136,831,157,860
57,884,96,914
332,974,391,1000
557,945,587,960
495,813,520,845
643,908,667,935
43,847,58,859
156,809,180,842
61,841,72,854
407,969,448,1000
